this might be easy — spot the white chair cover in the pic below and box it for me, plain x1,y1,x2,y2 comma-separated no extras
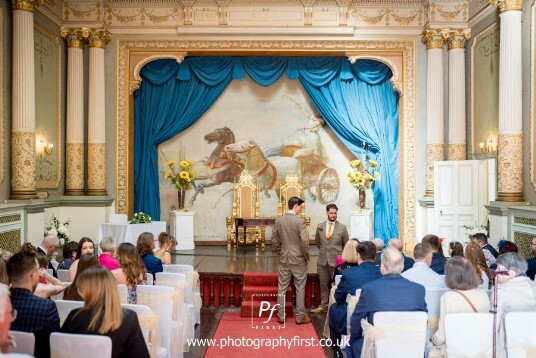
163,265,201,324
50,260,59,270
117,284,128,304
47,268,54,276
425,288,448,330
137,285,184,358
346,292,360,345
334,275,342,285
505,312,536,358
109,214,128,223
122,303,164,358
57,269,70,282
146,273,154,286
8,331,35,355
361,311,428,358
50,332,112,358
445,313,493,358
54,300,84,325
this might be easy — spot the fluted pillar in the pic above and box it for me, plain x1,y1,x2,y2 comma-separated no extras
446,29,471,161
10,0,43,199
490,0,524,202
87,28,110,196
61,28,88,196
422,29,446,196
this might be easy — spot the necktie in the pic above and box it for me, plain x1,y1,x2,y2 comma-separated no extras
327,222,333,239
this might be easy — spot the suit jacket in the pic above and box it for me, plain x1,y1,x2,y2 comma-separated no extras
429,252,447,275
141,254,163,278
10,288,60,358
37,247,57,278
315,220,349,266
271,213,309,265
329,262,382,334
402,254,415,273
62,308,150,358
482,243,499,258
348,274,427,358
527,257,536,280
373,252,382,265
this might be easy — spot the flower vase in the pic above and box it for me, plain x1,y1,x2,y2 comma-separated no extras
358,188,366,211
177,189,186,211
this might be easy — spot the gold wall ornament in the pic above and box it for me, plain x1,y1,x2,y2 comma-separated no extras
421,28,447,50
130,53,187,94
346,54,402,95
446,28,471,50
448,143,467,160
430,3,468,22
65,143,85,195
63,2,101,22
87,28,111,48
489,0,523,12
10,132,37,199
425,143,444,196
497,133,524,201
390,9,423,26
60,27,89,48
352,9,388,25
179,0,195,25
87,143,107,196
11,0,43,12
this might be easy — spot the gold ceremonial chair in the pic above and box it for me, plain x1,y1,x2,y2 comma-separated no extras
278,171,310,241
226,170,265,251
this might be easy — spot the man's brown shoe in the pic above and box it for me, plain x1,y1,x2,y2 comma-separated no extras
310,307,327,314
278,317,284,324
296,316,312,325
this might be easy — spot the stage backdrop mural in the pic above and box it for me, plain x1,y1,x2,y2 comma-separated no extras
158,76,365,241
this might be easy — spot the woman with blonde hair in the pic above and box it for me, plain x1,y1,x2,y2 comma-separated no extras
112,243,146,304
333,239,359,279
465,241,490,289
61,266,149,358
153,232,177,265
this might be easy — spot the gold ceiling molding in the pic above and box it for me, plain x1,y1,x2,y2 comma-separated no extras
351,8,423,27
116,39,416,239
106,0,424,5
430,3,468,22
130,53,187,94
346,53,403,94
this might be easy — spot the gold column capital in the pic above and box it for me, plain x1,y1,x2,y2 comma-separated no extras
87,28,111,49
11,0,42,12
60,27,90,49
445,28,471,50
421,28,447,50
489,0,523,12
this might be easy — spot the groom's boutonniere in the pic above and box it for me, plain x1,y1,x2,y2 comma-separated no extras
317,225,323,232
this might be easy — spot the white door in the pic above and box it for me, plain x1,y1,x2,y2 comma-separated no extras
434,160,481,245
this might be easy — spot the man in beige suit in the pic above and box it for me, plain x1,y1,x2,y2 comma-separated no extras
271,196,311,324
311,203,349,313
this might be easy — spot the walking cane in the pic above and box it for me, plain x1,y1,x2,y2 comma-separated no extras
490,269,508,358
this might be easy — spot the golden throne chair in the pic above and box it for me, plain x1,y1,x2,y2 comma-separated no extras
278,171,310,241
226,170,265,251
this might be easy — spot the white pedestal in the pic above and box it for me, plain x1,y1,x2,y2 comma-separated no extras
170,210,195,251
350,210,374,241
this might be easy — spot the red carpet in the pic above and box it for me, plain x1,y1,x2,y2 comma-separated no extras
204,312,326,357
241,272,293,318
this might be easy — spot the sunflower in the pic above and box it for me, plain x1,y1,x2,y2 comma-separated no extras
184,177,191,183
179,171,189,179
364,174,373,181
369,160,378,168
164,170,171,179
350,159,361,168
357,178,365,186
352,172,362,181
374,172,381,180
180,161,190,168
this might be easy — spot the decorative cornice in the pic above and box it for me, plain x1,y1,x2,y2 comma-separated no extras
346,53,402,95
87,28,111,48
60,27,90,48
130,53,187,94
421,28,447,49
489,0,523,12
11,0,43,12
445,28,471,49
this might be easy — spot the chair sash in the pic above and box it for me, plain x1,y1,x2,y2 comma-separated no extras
428,316,440,331
346,295,360,344
360,318,424,358
322,284,338,338
138,313,160,358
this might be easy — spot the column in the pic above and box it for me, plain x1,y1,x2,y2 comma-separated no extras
10,0,42,199
446,29,471,161
422,29,446,196
87,28,110,196
61,28,88,196
490,0,524,202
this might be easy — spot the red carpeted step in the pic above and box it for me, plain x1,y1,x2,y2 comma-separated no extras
241,300,294,318
242,272,279,286
241,272,294,317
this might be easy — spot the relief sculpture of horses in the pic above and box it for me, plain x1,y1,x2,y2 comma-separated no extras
190,127,244,204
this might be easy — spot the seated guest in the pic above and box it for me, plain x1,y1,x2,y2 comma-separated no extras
64,254,100,301
37,235,60,278
329,241,381,358
421,234,446,274
58,241,78,270
526,237,536,280
465,241,490,289
0,261,9,287
387,238,414,272
492,253,536,356
137,232,163,279
371,238,383,265
473,233,498,267
61,266,150,358
0,284,15,354
7,250,60,358
112,243,146,304
154,232,177,265
34,253,66,299
98,236,120,270
428,257,490,357
448,241,464,258
401,243,445,289
347,247,427,358
67,237,95,281
498,239,518,255
333,238,359,280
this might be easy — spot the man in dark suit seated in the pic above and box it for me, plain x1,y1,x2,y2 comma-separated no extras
37,235,60,278
526,237,536,280
346,247,427,358
7,249,60,358
473,233,499,258
387,238,414,272
372,238,383,265
421,234,446,274
329,241,382,358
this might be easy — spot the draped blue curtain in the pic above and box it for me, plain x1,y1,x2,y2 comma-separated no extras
134,57,399,241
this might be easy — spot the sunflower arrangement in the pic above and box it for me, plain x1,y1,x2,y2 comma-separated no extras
347,158,380,191
164,159,195,190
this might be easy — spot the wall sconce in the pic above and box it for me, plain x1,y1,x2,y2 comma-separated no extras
479,139,493,154
37,139,54,157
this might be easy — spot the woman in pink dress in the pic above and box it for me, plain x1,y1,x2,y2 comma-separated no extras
99,236,120,270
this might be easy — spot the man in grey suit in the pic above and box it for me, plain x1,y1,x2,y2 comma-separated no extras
271,196,311,324
311,203,349,313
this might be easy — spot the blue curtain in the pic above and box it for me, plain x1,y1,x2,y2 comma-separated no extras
134,57,399,240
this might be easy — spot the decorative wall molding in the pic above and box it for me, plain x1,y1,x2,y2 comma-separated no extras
531,0,536,191
116,39,417,240
130,52,187,94
0,6,3,184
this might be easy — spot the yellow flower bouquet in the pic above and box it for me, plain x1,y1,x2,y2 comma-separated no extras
347,159,380,191
164,160,195,191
